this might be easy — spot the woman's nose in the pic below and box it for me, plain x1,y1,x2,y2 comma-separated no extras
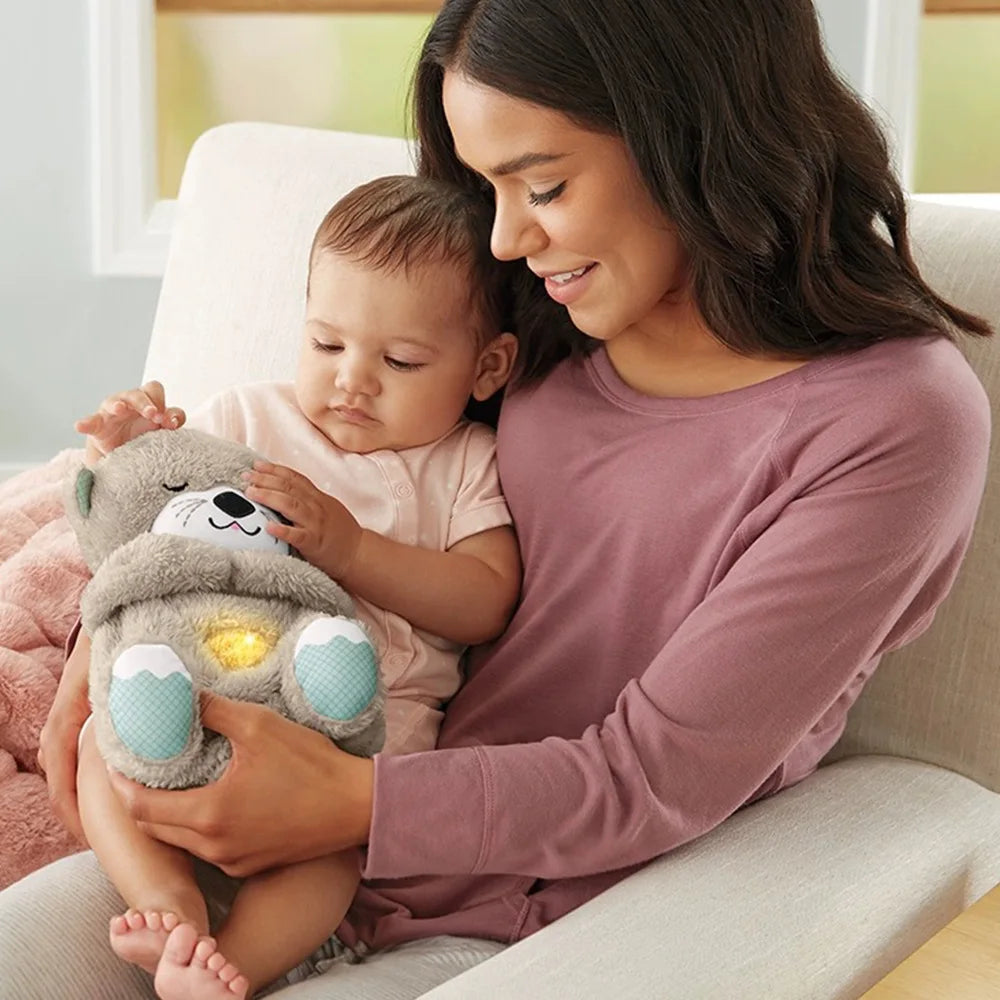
491,198,547,262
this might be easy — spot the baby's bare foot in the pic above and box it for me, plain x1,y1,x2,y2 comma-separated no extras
154,923,250,1000
109,909,182,975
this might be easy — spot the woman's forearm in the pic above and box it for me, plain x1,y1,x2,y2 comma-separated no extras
37,627,93,841
107,695,374,877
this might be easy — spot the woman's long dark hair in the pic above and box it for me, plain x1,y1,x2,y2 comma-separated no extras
413,0,992,383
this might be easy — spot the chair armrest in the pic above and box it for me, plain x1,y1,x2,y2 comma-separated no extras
421,757,1000,1000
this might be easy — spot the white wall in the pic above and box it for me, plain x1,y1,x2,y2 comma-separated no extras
0,2,160,472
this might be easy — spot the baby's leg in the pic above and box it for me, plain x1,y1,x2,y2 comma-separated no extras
154,850,361,1000
77,723,209,974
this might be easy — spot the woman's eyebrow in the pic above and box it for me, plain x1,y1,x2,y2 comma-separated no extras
490,151,568,177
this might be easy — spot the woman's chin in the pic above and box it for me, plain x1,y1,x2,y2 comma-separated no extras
568,312,623,344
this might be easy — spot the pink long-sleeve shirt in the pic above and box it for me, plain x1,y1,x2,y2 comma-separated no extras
339,334,990,951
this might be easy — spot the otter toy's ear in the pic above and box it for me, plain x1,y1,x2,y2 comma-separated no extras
75,467,95,518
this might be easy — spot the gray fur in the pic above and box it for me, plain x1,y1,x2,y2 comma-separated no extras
65,428,385,789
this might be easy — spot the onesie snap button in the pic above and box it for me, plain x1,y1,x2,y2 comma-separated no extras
394,482,414,499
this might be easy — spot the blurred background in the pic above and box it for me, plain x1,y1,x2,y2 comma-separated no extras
1,0,998,474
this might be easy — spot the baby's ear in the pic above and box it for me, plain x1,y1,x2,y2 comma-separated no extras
472,332,519,401
74,466,95,518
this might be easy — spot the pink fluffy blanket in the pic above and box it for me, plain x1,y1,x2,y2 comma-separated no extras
0,450,91,889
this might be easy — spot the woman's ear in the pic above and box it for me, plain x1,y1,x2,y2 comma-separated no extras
472,332,518,401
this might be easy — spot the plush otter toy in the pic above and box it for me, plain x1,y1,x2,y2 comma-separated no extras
65,428,384,789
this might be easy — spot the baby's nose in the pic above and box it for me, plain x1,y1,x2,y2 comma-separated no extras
213,490,255,519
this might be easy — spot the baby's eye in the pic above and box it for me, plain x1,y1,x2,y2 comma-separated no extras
311,338,342,353
162,482,188,492
527,182,566,207
385,357,424,372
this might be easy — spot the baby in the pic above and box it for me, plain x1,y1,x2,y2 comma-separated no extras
73,175,522,999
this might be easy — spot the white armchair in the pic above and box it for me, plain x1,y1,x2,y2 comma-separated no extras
145,122,1000,1000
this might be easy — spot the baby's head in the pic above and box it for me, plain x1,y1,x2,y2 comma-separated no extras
296,175,517,454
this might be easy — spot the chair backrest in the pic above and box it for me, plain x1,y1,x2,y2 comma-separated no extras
147,123,1000,789
145,123,414,410
827,200,1000,789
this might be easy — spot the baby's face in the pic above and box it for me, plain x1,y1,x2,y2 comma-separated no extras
295,252,487,453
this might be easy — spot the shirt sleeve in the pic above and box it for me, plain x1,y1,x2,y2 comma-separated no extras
446,423,513,549
363,373,990,880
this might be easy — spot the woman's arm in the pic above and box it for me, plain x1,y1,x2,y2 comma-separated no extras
110,400,984,880
37,629,93,841
112,361,989,883
360,388,991,882
108,692,372,877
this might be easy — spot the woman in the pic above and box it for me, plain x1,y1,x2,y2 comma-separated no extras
2,1,991,997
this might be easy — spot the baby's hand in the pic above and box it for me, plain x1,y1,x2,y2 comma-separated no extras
244,461,363,580
75,380,186,465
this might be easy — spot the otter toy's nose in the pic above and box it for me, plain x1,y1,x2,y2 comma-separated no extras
213,491,255,519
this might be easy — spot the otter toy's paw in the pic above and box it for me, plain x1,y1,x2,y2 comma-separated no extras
288,616,378,721
108,644,196,761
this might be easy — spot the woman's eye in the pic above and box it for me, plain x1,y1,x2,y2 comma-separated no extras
311,338,342,353
385,357,424,372
527,182,566,207
162,482,188,492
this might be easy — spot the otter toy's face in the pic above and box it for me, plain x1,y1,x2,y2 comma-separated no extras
150,485,289,555
66,427,296,571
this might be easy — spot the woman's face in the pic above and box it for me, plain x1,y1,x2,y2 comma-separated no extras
442,71,690,344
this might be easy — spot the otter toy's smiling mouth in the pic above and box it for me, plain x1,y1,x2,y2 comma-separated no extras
208,518,262,536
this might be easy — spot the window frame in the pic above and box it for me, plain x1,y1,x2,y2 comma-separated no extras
925,1,1000,13
156,1,441,10
90,0,173,276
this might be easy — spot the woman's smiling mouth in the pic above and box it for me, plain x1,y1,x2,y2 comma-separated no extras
538,263,598,305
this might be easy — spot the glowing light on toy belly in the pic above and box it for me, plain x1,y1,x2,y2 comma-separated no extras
203,621,277,671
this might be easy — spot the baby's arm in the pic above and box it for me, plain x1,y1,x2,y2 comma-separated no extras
75,379,186,465
247,461,520,646
342,525,520,646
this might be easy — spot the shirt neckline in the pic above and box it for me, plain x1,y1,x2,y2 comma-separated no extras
585,344,847,415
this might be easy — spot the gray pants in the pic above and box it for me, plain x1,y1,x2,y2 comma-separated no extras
0,852,506,999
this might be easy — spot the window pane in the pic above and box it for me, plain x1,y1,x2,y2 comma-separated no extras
913,13,1000,193
156,12,432,199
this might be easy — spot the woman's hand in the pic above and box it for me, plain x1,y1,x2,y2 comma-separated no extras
245,461,363,580
75,379,186,465
37,630,93,843
107,692,375,878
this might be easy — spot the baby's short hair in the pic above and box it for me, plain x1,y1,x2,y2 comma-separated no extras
309,175,505,343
